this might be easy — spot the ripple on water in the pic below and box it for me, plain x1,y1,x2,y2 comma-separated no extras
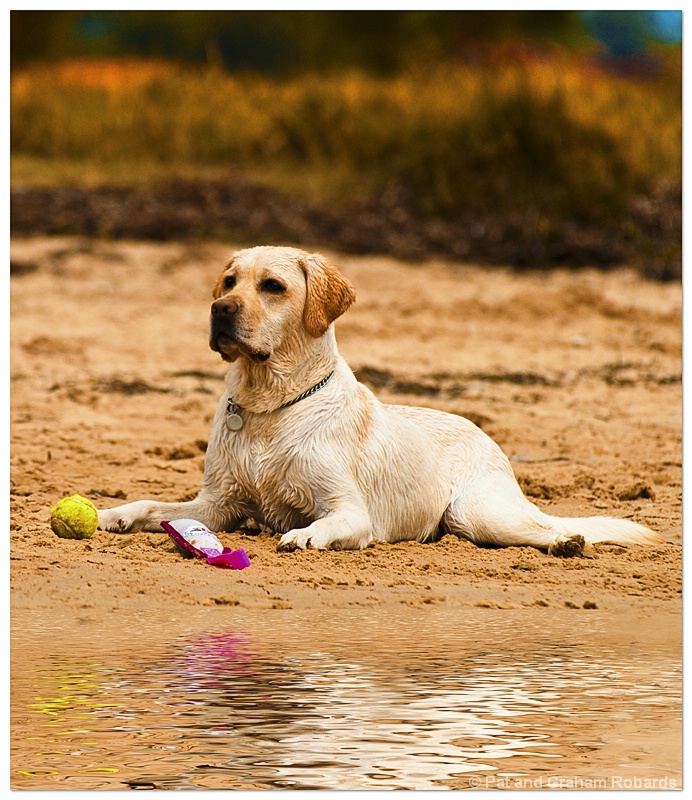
11,606,681,791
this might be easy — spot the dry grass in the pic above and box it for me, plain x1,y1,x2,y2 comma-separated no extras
11,54,681,227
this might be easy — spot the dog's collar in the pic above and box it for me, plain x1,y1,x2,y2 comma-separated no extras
225,371,335,431
278,370,335,409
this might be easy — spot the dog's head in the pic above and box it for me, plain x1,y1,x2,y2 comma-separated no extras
209,246,356,363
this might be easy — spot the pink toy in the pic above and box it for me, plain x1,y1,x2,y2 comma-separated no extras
161,519,251,569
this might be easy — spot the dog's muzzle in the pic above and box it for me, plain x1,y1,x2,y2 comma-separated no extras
209,297,241,353
209,297,270,361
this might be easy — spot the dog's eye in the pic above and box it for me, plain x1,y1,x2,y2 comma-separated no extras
223,275,236,290
261,279,286,294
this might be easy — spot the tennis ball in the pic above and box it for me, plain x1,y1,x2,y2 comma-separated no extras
50,494,98,540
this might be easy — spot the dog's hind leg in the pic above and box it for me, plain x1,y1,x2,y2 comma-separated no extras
442,469,567,551
442,468,661,554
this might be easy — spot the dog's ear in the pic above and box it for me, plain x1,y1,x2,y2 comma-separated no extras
300,253,356,338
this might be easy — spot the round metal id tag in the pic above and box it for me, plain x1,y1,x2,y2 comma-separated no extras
226,398,243,431
226,412,243,431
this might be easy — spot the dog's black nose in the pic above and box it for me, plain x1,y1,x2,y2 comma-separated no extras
211,297,239,316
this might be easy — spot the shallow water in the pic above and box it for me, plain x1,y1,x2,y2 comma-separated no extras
11,607,681,791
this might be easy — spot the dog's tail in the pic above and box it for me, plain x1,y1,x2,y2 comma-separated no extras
533,508,664,546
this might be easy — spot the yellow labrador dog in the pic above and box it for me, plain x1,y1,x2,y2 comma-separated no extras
99,246,661,555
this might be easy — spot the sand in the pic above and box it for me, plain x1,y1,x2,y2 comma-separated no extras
10,237,681,618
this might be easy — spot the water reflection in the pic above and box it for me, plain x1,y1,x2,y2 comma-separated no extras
11,608,681,790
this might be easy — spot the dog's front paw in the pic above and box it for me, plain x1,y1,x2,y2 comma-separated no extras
98,508,133,533
277,530,313,552
278,528,337,551
98,500,163,533
277,528,339,551
98,500,156,533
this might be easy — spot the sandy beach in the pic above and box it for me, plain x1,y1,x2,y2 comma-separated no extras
10,237,681,618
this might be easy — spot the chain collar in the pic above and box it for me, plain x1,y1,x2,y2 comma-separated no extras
277,370,335,409
226,371,335,431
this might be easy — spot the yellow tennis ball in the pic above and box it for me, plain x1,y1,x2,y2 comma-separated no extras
50,494,98,540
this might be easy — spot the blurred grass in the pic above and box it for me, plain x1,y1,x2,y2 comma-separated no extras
11,53,681,262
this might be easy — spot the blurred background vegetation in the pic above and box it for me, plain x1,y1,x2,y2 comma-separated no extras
10,10,682,278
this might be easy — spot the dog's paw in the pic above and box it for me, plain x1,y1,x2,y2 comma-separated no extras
278,528,338,551
277,530,313,552
548,533,586,558
98,509,130,533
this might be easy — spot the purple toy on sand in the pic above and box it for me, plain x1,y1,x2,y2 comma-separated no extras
161,519,251,569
